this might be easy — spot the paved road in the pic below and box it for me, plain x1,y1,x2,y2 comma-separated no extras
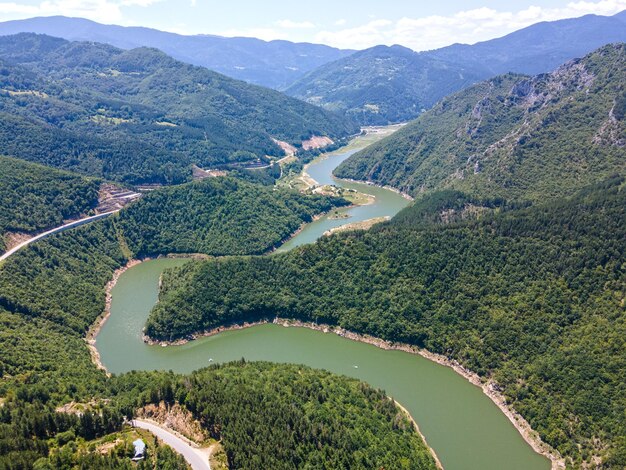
132,419,211,470
0,211,117,263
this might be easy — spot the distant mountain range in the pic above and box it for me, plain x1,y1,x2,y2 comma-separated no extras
285,45,483,125
0,33,357,184
287,11,626,125
335,43,626,202
1,12,625,127
0,16,354,89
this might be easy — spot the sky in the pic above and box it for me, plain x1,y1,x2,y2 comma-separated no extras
0,0,625,51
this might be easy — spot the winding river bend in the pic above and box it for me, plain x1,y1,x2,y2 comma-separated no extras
95,132,551,470
278,131,410,251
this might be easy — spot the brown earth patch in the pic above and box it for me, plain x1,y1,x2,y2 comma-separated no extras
136,402,209,444
3,232,32,251
96,183,140,213
302,135,333,150
272,138,298,156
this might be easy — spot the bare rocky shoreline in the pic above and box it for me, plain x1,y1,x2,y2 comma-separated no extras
88,254,565,469
85,258,144,376
140,314,565,470
86,131,563,468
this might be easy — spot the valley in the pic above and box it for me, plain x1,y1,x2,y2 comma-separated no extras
277,127,410,251
93,135,554,469
0,7,624,470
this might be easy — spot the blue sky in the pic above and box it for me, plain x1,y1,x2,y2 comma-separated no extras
1,0,625,50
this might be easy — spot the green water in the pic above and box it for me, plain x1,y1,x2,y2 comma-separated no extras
277,143,410,251
96,259,550,470
95,132,551,470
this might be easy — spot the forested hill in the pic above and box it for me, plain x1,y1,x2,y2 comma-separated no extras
0,33,358,184
0,177,346,334
145,177,626,468
335,44,626,201
116,177,349,257
0,16,354,89
0,156,100,254
285,45,482,125
286,11,626,125
0,180,435,468
118,362,438,470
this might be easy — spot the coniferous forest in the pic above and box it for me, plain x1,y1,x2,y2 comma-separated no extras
146,178,626,466
0,33,358,184
0,156,100,253
0,173,432,469
335,45,626,202
0,11,624,470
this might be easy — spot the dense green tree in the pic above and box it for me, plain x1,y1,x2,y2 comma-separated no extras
286,14,626,125
0,156,100,253
0,177,431,469
0,33,358,184
117,177,348,257
113,362,437,470
146,178,626,468
335,44,626,202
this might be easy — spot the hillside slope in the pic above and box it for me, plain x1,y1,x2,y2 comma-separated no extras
286,45,481,125
0,180,434,469
0,156,100,254
0,33,357,184
433,11,626,77
0,16,354,89
286,11,626,125
116,177,349,257
335,44,626,201
145,178,626,468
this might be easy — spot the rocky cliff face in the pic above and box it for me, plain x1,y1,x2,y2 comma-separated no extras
335,44,626,202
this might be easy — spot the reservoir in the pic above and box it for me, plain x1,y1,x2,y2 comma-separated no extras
95,131,551,470
278,129,410,251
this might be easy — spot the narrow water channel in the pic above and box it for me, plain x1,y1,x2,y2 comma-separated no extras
95,132,551,470
278,131,410,251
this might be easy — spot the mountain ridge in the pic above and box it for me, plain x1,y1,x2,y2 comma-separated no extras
286,11,626,125
0,33,357,184
334,43,626,202
0,16,354,89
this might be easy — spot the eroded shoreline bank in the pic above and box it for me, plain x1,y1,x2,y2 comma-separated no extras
394,400,444,470
91,261,563,470
87,259,446,468
139,315,564,470
88,127,561,468
302,155,414,202
86,258,144,376
337,177,414,201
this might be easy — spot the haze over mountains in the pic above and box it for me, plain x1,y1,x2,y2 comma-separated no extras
0,16,353,89
287,11,626,124
0,33,356,184
335,44,626,201
2,11,624,127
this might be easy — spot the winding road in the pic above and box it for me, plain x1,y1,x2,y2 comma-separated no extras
132,419,211,470
0,211,117,263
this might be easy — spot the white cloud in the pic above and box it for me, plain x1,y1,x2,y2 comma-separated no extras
0,0,161,24
0,2,40,15
315,0,626,50
316,19,393,50
334,18,346,26
276,19,315,29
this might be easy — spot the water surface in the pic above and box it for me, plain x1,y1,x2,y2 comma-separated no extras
96,132,550,470
96,259,549,470
278,141,409,251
